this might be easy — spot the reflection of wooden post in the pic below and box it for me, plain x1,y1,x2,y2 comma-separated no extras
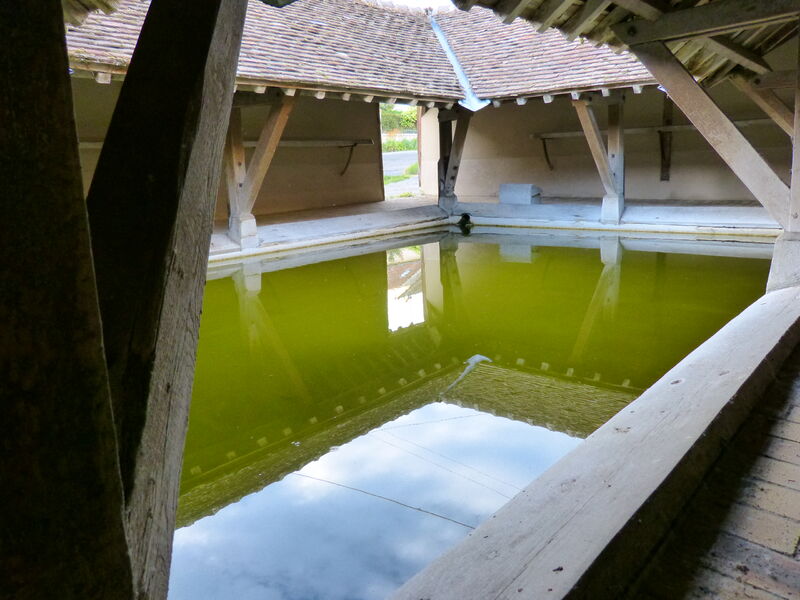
84,0,247,595
569,237,623,365
233,267,313,404
439,237,467,335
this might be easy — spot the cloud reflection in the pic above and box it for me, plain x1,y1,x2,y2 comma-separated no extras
169,402,581,600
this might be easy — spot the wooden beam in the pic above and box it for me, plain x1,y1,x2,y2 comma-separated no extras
532,117,777,139
566,0,612,40
534,0,575,32
241,94,296,213
702,37,771,75
224,106,247,216
0,0,133,596
612,0,666,20
572,99,617,197
85,0,247,595
614,0,800,45
789,35,800,232
752,70,796,89
443,110,473,197
659,95,674,181
730,74,794,136
438,118,454,211
628,42,789,227
605,101,625,223
495,0,535,23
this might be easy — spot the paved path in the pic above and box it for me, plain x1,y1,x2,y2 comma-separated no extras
382,150,417,176
627,347,800,599
385,176,421,198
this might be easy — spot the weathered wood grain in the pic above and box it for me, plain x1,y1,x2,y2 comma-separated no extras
0,0,132,597
85,0,247,596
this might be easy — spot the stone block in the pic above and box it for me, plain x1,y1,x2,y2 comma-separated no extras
499,183,541,205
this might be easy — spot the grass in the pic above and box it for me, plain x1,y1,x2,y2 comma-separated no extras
382,138,418,152
383,174,410,185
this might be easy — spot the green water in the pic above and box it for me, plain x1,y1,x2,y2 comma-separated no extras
169,234,769,600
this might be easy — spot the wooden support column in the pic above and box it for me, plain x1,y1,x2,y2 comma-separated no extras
629,42,790,228
437,108,473,213
730,75,794,136
606,102,625,223
790,32,800,232
85,0,247,596
225,95,295,247
573,99,625,223
659,95,674,181
0,0,132,597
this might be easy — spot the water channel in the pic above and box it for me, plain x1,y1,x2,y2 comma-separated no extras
168,232,771,599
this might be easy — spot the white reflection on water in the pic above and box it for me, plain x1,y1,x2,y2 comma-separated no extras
169,402,581,600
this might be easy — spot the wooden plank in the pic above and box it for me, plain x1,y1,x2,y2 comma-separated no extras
753,70,796,89
730,74,794,136
702,37,772,74
84,0,247,596
224,106,247,217
393,286,800,600
565,0,612,40
534,0,575,32
0,1,133,597
629,42,789,227
241,94,296,213
613,0,800,45
572,99,616,196
532,117,776,139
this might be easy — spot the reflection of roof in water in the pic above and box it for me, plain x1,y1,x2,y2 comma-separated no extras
177,362,635,527
442,363,636,439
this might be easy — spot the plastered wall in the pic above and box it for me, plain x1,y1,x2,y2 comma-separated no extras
70,78,385,217
419,42,796,204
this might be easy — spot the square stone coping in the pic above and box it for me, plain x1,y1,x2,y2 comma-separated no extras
393,285,800,599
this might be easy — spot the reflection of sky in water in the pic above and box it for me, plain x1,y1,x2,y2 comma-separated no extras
169,402,581,600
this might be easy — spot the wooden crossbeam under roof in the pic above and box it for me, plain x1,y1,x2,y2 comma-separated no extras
455,0,800,82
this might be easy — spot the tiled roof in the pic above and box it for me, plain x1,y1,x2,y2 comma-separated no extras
239,0,462,97
434,6,654,100
66,0,655,102
66,0,463,100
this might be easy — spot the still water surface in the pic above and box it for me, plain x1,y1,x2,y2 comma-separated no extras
169,235,769,599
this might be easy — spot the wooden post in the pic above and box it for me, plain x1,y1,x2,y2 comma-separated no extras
438,117,454,212
225,95,294,247
573,99,626,223
659,95,674,181
438,108,473,213
85,0,247,596
629,41,790,228
790,29,800,233
224,106,259,248
606,101,625,224
0,0,133,597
